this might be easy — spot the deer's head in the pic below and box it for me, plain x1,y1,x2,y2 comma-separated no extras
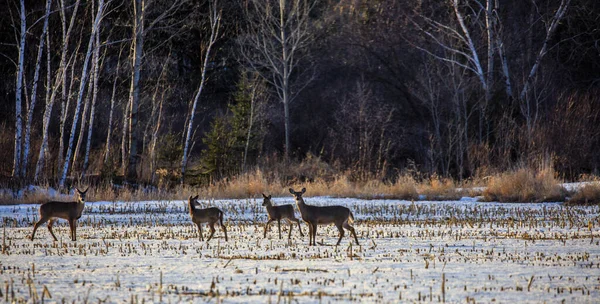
288,188,306,200
261,193,273,206
76,187,88,203
189,195,199,204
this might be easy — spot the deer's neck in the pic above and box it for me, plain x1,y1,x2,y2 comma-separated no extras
295,198,307,211
77,199,85,216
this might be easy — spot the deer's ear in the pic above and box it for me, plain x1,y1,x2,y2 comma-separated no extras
82,187,89,194
262,193,268,199
189,195,193,201
194,195,199,200
301,188,306,194
289,188,295,194
268,195,272,199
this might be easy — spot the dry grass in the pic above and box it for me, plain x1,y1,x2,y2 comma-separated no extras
566,183,600,205
418,175,462,200
483,168,566,202
0,166,573,204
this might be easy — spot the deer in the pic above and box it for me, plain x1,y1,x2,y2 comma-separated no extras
30,187,89,242
289,187,359,246
188,195,228,242
261,193,304,239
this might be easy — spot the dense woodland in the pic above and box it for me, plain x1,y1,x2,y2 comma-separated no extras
1,0,600,189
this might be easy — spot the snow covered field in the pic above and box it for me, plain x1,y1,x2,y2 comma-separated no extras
1,197,600,303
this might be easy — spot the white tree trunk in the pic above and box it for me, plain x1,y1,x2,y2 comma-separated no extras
22,0,52,178
83,29,102,175
57,0,82,176
126,0,144,181
104,48,123,165
519,0,571,101
120,97,130,175
71,72,93,173
181,0,221,182
59,0,105,189
34,25,53,181
13,0,26,178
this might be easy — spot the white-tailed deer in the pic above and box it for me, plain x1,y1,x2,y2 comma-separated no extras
31,187,88,242
188,195,228,242
289,188,359,246
262,193,304,239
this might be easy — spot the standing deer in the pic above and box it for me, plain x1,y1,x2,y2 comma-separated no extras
31,187,89,242
290,188,359,246
188,195,228,242
262,193,304,239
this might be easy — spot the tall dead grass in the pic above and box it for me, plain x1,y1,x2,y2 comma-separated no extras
483,168,566,202
566,183,600,205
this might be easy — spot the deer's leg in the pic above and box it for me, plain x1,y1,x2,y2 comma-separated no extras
31,216,49,241
220,222,228,242
196,223,204,241
47,219,58,241
68,219,76,241
207,222,216,242
307,222,313,245
278,219,282,239
288,220,293,240
264,219,275,238
344,221,359,246
336,223,345,246
312,223,318,246
294,218,304,237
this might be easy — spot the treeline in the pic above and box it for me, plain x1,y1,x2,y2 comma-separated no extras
1,0,599,189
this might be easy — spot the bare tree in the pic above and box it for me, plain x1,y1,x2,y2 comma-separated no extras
35,0,81,181
519,0,571,101
180,0,221,182
57,0,82,175
12,0,27,178
103,46,124,166
125,0,187,181
22,0,52,178
239,0,317,159
59,0,107,188
82,22,104,176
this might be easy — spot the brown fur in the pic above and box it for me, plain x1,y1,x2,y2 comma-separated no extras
290,188,359,246
262,193,304,239
31,188,88,242
188,195,228,242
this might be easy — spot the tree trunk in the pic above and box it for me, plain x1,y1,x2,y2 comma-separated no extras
126,0,144,182
59,0,105,189
71,72,93,173
22,0,52,179
34,25,54,181
83,27,102,176
104,48,123,166
181,2,220,182
13,0,26,178
519,0,571,101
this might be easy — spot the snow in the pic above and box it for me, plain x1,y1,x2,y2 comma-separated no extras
1,197,599,303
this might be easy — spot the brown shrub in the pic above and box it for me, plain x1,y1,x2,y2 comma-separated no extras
483,168,566,202
566,183,600,205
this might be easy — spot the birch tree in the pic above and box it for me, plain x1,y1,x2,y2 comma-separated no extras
180,0,221,182
35,0,81,181
125,0,187,181
103,47,124,166
57,0,82,175
82,28,103,175
22,0,52,178
59,0,107,188
12,0,26,178
239,0,317,159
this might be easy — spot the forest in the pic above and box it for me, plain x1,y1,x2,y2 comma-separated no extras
1,0,600,193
